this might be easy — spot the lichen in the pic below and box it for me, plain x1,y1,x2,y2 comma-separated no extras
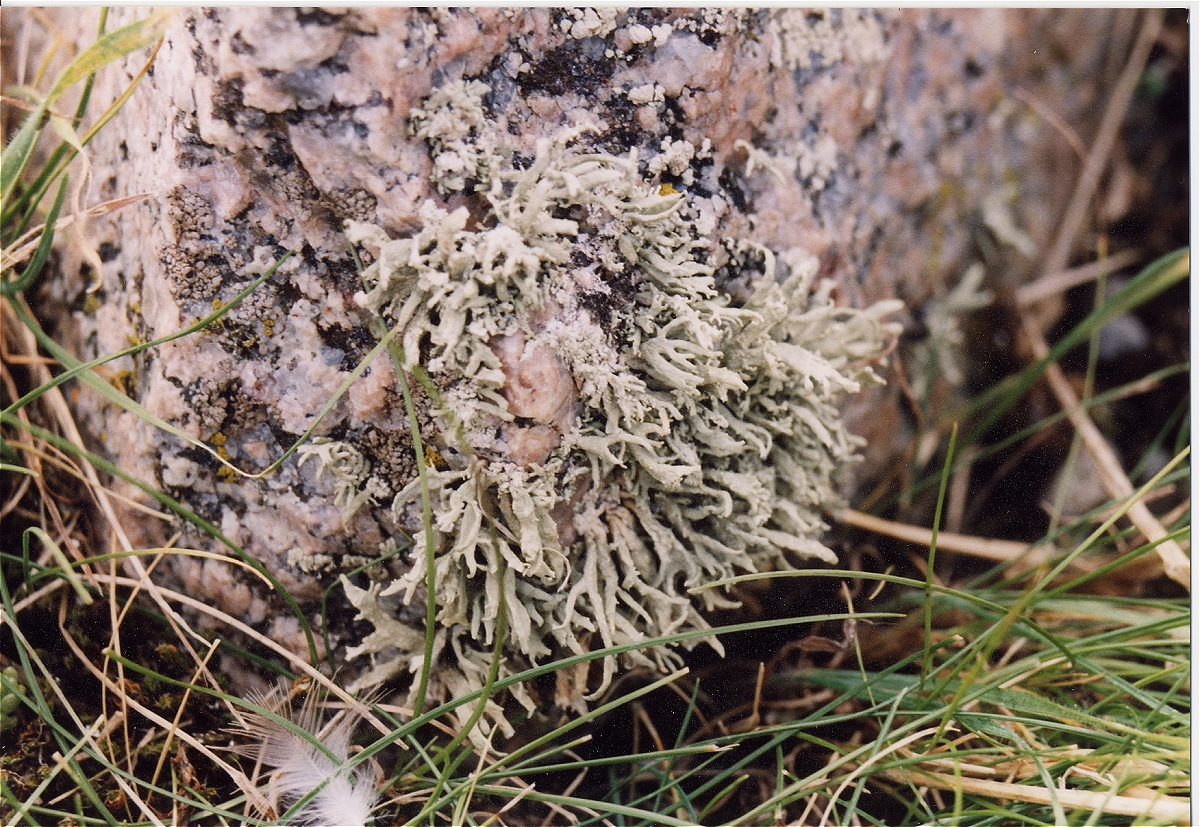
627,82,665,106
766,9,889,73
559,7,621,41
408,78,498,194
982,183,1037,258
735,139,790,185
297,437,389,524
909,262,993,403
335,80,902,723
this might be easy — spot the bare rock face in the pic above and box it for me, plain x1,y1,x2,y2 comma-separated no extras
9,8,1135,712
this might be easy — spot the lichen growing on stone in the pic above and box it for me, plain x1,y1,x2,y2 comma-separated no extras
296,438,389,524
329,81,901,728
766,8,889,72
408,78,498,194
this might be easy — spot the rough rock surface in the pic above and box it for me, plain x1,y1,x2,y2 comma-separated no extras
7,8,1137,702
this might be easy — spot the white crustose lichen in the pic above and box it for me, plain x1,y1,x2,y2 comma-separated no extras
316,80,901,733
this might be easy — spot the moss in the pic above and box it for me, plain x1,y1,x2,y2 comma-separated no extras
324,81,901,725
0,666,28,733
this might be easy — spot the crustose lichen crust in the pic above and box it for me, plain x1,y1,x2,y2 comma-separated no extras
328,80,901,730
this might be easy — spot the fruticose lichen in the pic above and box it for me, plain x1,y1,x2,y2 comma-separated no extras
908,262,993,403
329,81,902,733
296,438,390,524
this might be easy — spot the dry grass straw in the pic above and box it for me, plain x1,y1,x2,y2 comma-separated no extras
876,760,1188,823
1021,8,1187,590
1019,310,1190,588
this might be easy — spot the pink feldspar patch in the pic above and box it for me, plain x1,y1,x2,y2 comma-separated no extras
490,328,579,466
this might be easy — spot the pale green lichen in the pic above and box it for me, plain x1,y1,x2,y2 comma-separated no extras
297,437,389,524
766,8,889,72
560,7,621,40
408,78,499,194
909,262,993,403
982,183,1037,258
334,81,901,724
735,139,790,185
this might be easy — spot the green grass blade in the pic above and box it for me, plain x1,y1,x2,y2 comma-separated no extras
47,10,174,101
0,100,50,208
1,174,68,295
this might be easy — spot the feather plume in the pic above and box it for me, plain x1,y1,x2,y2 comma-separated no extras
231,682,379,827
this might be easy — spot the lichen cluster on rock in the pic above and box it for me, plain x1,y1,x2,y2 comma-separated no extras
323,80,901,726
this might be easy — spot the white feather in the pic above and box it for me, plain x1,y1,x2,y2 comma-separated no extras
232,683,379,827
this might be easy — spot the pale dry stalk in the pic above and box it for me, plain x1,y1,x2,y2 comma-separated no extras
1014,248,1142,308
1018,315,1190,589
2,297,230,677
876,764,1189,823
85,571,393,737
835,508,1063,571
1010,6,1188,589
1033,9,1164,328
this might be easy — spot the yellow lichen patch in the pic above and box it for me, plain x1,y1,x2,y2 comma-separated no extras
211,432,237,482
82,294,101,315
262,317,276,337
203,298,227,333
424,447,448,470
